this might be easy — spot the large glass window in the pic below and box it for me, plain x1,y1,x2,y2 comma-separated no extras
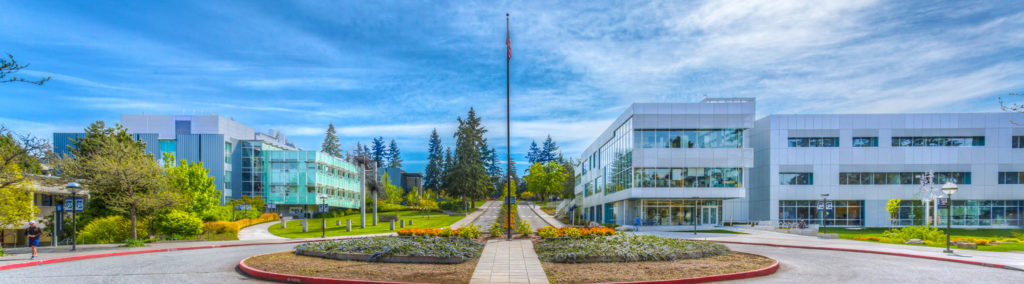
779,200,863,226
999,172,1024,184
891,136,984,147
936,200,1023,227
852,137,878,147
634,168,742,188
224,142,232,163
839,172,971,185
603,119,633,195
634,129,742,148
159,140,176,156
788,137,839,147
780,173,813,185
1014,136,1024,148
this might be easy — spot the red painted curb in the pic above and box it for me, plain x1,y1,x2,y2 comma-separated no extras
237,255,420,284
604,259,780,284
0,234,392,272
709,240,1018,271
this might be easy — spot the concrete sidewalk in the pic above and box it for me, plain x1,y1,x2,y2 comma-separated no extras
237,220,287,240
470,239,549,284
637,228,1024,271
525,204,565,228
451,200,496,229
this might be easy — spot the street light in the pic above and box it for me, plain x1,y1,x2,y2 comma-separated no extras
319,194,329,238
66,182,82,252
821,193,830,235
941,181,958,254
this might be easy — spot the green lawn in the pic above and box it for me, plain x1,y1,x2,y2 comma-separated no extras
268,210,465,238
822,227,1024,252
669,229,748,234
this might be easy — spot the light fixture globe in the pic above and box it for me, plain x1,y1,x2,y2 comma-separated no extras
941,181,958,195
66,181,82,190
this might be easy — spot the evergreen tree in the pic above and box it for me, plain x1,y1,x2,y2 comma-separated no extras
387,139,402,168
371,137,386,168
441,147,453,196
539,135,560,163
526,141,540,164
353,142,366,157
320,123,343,158
448,108,492,208
423,129,444,192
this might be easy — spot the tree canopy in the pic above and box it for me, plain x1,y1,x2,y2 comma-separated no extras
524,161,569,201
423,129,444,191
321,123,343,158
387,139,402,168
0,54,50,85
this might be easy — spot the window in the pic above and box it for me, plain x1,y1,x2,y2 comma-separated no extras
999,172,1024,184
852,137,878,147
159,140,177,155
634,129,742,148
935,200,1023,227
779,200,863,226
225,142,232,163
891,136,984,147
225,171,232,190
1014,136,1024,148
788,137,839,147
634,168,742,188
175,120,191,135
40,194,53,206
780,173,813,185
839,172,971,185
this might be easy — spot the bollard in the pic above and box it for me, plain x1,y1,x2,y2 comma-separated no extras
280,219,287,229
346,220,352,232
301,220,309,233
409,220,413,226
399,219,405,228
390,220,395,231
336,220,341,226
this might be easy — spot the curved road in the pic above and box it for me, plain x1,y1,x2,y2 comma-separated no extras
471,201,501,227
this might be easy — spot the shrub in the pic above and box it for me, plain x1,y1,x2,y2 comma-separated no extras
536,234,729,263
296,236,484,259
489,222,504,237
203,221,240,235
516,222,532,236
535,226,616,239
882,226,945,243
78,215,148,244
975,239,992,246
121,239,146,247
562,227,583,238
153,210,204,237
457,225,481,239
439,227,455,238
377,203,407,212
853,236,882,242
232,213,279,229
537,227,559,238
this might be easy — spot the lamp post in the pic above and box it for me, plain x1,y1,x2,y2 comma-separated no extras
320,194,329,238
66,182,81,252
942,181,958,254
821,193,829,235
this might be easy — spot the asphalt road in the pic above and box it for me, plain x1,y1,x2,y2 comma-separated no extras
518,204,551,230
722,243,1024,283
471,201,501,227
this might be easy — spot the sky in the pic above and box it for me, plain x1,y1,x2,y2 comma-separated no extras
2,0,1023,175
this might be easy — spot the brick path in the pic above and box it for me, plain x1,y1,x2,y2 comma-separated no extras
470,239,549,284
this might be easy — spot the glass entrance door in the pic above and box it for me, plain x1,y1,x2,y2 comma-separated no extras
701,207,718,225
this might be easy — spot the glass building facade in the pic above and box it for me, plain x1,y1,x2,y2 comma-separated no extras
634,168,742,188
778,200,864,226
635,129,742,149
262,150,361,209
601,118,633,195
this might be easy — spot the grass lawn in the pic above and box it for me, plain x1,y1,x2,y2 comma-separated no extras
669,229,748,235
268,210,465,239
823,227,1024,252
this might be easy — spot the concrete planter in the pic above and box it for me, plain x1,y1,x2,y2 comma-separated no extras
295,248,468,264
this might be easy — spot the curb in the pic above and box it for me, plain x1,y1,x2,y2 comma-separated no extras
0,233,393,272
710,240,1023,272
237,254,423,284
605,259,780,284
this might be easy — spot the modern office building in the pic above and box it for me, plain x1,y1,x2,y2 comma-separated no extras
573,99,1024,228
573,98,756,227
54,115,364,217
380,167,424,194
750,113,1024,228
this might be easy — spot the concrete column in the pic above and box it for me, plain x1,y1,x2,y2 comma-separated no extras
346,220,352,232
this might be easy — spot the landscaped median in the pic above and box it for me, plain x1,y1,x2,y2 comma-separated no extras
533,226,778,283
240,232,485,284
268,210,463,238
825,226,1024,252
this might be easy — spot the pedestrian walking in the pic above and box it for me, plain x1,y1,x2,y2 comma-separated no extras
26,221,42,260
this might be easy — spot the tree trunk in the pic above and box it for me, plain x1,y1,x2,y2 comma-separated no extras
130,206,138,240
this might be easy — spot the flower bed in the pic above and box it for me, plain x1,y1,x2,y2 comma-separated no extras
295,236,484,264
535,234,728,263
537,226,615,239
395,225,482,239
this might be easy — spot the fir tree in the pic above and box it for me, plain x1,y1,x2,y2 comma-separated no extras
387,139,402,168
526,140,540,164
320,123,342,158
423,129,444,192
448,108,492,208
371,137,386,168
539,135,559,163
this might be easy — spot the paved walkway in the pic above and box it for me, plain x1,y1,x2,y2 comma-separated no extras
237,220,287,240
470,239,549,284
636,228,1024,271
525,204,564,228
460,200,499,228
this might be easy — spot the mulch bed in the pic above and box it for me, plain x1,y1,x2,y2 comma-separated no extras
541,251,775,284
245,251,479,284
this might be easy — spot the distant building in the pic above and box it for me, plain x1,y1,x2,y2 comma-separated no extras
380,167,423,194
54,115,363,217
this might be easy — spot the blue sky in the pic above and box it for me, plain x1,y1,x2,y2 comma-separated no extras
2,1,1023,175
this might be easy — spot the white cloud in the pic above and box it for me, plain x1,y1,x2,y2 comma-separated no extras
235,78,361,90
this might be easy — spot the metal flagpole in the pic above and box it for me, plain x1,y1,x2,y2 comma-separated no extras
505,13,512,240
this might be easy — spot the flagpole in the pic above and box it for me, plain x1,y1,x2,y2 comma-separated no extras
505,13,512,240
